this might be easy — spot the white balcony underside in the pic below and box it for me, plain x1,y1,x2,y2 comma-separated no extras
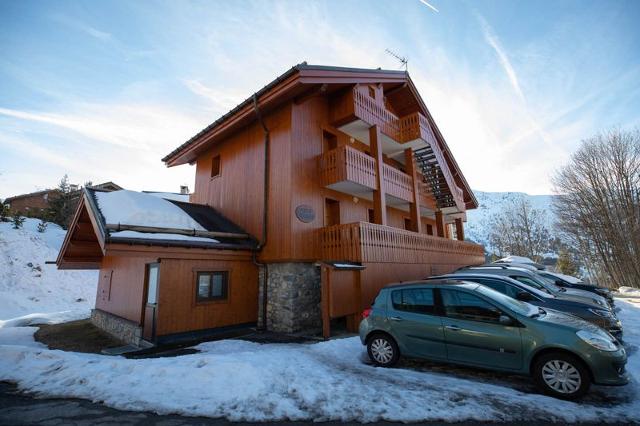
338,120,428,158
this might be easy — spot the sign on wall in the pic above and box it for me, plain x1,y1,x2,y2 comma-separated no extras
295,204,316,223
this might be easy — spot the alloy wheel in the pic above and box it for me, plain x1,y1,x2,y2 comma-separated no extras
370,338,394,364
541,360,582,394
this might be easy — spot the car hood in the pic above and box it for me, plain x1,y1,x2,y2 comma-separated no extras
555,289,608,308
533,308,605,334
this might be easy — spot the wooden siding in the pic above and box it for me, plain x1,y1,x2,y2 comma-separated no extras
156,257,258,336
96,255,156,324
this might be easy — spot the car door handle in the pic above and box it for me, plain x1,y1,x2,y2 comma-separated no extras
389,316,404,322
445,325,462,331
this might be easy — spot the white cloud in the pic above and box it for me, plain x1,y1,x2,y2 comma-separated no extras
50,14,112,42
418,0,439,13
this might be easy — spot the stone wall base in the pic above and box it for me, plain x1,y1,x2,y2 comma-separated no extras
91,309,143,346
263,262,321,334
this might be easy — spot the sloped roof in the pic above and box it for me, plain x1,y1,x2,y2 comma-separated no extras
162,63,478,209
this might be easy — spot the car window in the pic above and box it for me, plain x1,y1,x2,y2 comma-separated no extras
440,289,502,323
511,276,551,293
475,278,520,298
391,288,436,315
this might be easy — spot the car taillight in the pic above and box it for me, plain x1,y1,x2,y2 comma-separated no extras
362,308,372,319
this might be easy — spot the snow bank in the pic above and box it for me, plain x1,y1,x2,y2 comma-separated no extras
0,219,97,320
0,300,639,422
618,287,640,297
95,190,204,230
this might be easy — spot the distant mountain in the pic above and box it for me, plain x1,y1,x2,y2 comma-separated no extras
465,190,557,248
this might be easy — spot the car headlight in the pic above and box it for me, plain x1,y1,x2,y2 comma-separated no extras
576,330,618,352
588,308,612,317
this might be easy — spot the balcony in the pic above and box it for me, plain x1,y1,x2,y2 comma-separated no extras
319,145,434,209
317,222,485,264
330,86,466,212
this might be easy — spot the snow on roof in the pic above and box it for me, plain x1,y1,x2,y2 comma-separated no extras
497,255,535,264
109,230,218,243
144,192,190,202
94,190,205,231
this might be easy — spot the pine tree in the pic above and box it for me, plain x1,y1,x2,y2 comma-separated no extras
47,175,78,229
12,213,25,229
37,219,48,233
0,202,9,222
556,249,578,276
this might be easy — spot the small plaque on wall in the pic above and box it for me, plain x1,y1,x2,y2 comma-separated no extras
295,204,315,223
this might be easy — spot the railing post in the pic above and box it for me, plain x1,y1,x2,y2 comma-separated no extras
455,218,465,241
435,210,445,238
404,148,422,233
370,125,387,226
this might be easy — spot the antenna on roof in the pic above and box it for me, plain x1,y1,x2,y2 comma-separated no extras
385,49,408,71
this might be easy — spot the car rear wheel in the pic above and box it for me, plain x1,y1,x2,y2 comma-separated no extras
533,352,590,399
367,333,399,367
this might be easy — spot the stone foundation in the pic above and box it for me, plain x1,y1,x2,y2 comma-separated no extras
91,309,143,346
262,262,321,333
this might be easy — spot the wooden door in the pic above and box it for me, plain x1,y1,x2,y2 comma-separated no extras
142,263,160,341
324,198,340,226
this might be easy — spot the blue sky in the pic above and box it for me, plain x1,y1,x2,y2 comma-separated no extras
1,0,639,198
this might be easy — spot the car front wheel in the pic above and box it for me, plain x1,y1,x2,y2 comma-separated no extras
533,352,590,399
367,333,399,367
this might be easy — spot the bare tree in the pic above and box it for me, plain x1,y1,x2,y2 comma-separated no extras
487,198,551,261
553,129,640,289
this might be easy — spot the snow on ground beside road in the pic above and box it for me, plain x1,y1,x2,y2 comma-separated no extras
0,219,97,320
0,299,639,422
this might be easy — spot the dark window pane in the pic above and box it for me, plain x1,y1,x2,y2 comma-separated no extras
441,289,501,323
392,288,435,315
211,273,224,297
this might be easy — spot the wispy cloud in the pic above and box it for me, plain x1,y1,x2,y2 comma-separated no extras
51,14,112,42
418,0,439,13
476,14,524,102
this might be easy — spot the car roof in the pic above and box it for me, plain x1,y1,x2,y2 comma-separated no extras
457,265,537,277
382,279,480,291
434,273,523,283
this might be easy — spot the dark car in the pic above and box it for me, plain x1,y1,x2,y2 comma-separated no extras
457,265,611,310
434,272,623,339
360,279,628,399
538,271,614,305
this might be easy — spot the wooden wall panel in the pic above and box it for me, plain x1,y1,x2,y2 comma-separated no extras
156,258,258,336
95,255,156,323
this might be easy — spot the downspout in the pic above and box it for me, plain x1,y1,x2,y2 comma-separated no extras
252,93,270,331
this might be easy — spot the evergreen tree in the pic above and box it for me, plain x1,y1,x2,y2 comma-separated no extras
12,213,25,229
0,202,9,222
37,219,48,233
47,175,78,229
556,250,578,276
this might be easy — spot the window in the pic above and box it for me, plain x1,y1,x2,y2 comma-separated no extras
368,85,376,99
210,155,221,178
475,278,520,299
367,209,375,223
146,264,159,305
324,198,340,226
426,224,433,236
440,289,501,323
196,271,228,302
404,218,412,231
391,288,436,315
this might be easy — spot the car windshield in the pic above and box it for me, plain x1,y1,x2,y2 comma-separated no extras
536,274,565,293
475,285,532,316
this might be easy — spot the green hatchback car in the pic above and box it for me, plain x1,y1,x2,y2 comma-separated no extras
359,279,629,399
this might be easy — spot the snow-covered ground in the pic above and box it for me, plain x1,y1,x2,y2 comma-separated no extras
0,298,638,422
0,218,97,320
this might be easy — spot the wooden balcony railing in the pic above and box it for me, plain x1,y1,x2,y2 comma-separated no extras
319,145,377,190
318,222,485,264
352,89,400,140
382,163,413,201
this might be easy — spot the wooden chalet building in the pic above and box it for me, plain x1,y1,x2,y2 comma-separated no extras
58,63,484,345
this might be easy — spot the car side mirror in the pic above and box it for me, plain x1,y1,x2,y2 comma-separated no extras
516,292,533,301
499,315,513,326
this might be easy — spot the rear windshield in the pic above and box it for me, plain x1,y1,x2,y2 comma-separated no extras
476,285,531,316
